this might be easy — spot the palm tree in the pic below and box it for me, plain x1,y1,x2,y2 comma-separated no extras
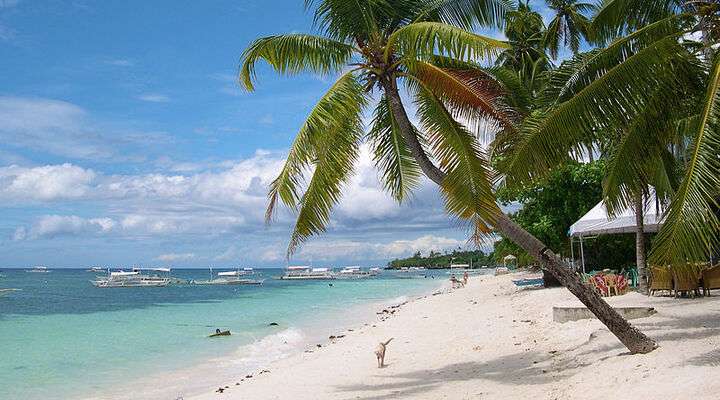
497,1,551,94
239,0,656,354
543,0,594,59
505,2,719,272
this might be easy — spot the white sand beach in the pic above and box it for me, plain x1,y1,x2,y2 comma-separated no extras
189,272,720,400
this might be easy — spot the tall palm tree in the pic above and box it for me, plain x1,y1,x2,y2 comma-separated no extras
240,0,656,354
505,2,719,271
543,0,594,59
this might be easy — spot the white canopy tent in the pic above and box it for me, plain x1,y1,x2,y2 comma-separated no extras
568,188,666,273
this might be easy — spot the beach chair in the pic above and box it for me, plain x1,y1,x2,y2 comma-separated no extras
592,274,609,297
603,274,619,296
649,266,673,296
672,266,700,298
702,265,720,296
616,274,629,295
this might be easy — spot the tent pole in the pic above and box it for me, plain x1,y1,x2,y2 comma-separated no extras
570,237,575,270
580,236,586,274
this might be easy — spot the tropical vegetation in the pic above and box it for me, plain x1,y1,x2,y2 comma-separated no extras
387,249,495,269
235,0,718,354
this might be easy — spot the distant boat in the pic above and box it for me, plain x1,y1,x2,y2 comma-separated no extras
336,266,377,279
397,267,426,273
279,266,335,280
26,266,50,273
91,268,171,288
191,267,263,285
86,266,105,273
0,288,21,297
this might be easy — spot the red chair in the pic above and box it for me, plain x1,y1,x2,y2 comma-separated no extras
592,274,609,296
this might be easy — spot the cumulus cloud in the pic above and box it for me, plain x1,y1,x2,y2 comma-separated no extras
155,253,195,262
0,164,96,201
13,215,115,240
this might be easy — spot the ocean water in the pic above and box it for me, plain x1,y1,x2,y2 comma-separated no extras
0,268,443,399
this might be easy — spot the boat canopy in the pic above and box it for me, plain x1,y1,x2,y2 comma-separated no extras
311,268,329,272
110,271,140,277
287,266,311,270
217,271,240,276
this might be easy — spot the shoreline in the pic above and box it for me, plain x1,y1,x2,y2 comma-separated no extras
186,271,720,400
78,276,448,400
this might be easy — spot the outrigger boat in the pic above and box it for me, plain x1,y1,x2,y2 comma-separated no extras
191,267,263,285
0,288,20,297
336,266,378,279
26,266,50,273
86,266,105,273
279,266,335,280
91,268,171,288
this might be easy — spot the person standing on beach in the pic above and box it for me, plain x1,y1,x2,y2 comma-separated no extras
463,272,469,286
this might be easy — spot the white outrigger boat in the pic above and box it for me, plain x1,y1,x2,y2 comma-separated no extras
86,266,105,273
446,262,487,275
0,288,20,297
335,266,378,279
279,266,335,280
91,268,171,288
26,266,50,273
192,267,263,285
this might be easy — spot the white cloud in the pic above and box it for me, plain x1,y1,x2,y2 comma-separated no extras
14,215,116,240
0,164,96,201
137,93,170,103
155,253,195,262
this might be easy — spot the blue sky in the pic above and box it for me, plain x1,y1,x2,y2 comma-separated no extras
0,0,558,268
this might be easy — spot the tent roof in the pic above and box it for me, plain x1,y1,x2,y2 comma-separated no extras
569,190,666,237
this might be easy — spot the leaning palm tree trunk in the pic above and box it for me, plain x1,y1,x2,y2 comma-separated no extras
382,77,657,354
634,194,648,294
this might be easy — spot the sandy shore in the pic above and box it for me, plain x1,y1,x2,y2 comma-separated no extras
189,272,720,400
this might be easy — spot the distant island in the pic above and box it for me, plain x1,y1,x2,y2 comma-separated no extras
386,249,495,270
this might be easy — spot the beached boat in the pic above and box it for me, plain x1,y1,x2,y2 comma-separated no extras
26,266,50,273
279,266,335,280
336,266,377,279
208,330,231,337
0,288,20,297
192,267,263,285
91,269,171,288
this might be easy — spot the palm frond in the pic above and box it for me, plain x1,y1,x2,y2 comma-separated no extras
266,72,366,226
651,53,720,265
368,95,422,202
504,35,697,184
541,14,688,107
305,0,391,42
414,86,500,240
406,59,517,135
386,22,509,63
239,34,355,91
411,0,513,30
590,0,682,45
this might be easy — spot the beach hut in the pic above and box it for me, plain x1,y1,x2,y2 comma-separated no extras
568,188,665,273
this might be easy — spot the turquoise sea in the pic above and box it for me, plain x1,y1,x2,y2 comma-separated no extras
0,268,443,399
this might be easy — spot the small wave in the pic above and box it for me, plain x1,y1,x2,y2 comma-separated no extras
231,327,305,369
387,295,409,306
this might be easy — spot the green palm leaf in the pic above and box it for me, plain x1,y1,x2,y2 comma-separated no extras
239,34,355,91
266,72,366,226
651,53,720,265
414,86,499,240
411,0,513,30
386,21,508,62
368,95,422,202
590,0,681,45
504,35,696,184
